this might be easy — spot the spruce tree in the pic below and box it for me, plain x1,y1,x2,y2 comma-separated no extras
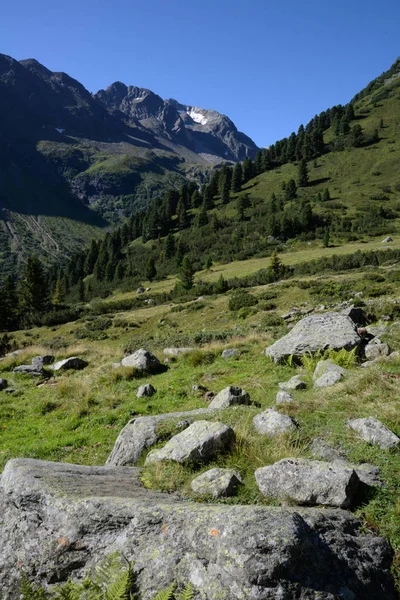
146,257,157,282
323,229,330,248
77,279,85,303
298,159,309,187
231,163,243,193
242,157,253,183
164,233,176,260
196,202,209,227
52,279,65,307
269,250,283,280
285,179,297,201
176,198,188,230
322,188,330,202
19,255,49,314
178,256,194,289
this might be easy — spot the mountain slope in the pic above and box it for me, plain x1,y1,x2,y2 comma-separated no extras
0,53,258,279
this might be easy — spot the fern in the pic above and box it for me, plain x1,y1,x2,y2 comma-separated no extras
20,572,49,600
151,582,176,600
53,582,81,600
176,583,194,600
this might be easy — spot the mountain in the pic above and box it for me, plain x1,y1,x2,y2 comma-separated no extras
0,53,258,279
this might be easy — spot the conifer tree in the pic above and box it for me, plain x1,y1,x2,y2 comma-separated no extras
18,255,49,314
231,163,243,193
77,279,85,303
285,179,297,201
178,256,194,289
176,198,188,230
164,233,176,260
242,157,253,183
323,229,330,248
196,202,209,227
146,257,157,282
52,279,65,307
322,188,331,202
269,250,283,280
298,158,309,187
0,276,18,331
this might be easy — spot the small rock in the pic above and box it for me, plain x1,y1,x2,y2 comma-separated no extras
136,384,156,398
52,357,88,371
354,463,382,487
163,348,194,357
31,355,54,370
121,348,160,371
275,391,294,405
364,342,390,360
136,287,145,294
348,417,399,450
387,351,400,361
112,362,122,369
192,384,207,392
191,468,242,498
279,375,306,391
144,298,154,305
145,420,235,465
313,360,346,380
145,287,151,292
311,438,347,462
255,458,360,508
253,409,297,437
221,348,239,359
208,386,250,409
204,391,215,401
0,378,8,391
314,370,345,388
4,388,16,394
382,236,393,243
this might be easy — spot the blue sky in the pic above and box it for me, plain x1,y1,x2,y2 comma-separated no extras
1,0,399,147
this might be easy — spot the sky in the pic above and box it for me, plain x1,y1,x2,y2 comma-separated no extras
1,0,399,147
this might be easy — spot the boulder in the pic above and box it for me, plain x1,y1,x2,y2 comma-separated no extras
253,409,297,437
136,287,145,294
275,390,294,404
136,384,156,398
190,468,242,498
121,348,160,370
255,458,360,508
145,420,235,465
51,357,88,371
348,417,400,450
278,374,306,390
0,459,395,600
31,355,54,370
311,438,347,462
266,312,360,363
107,407,219,466
13,364,43,375
313,360,346,380
314,370,345,388
364,342,390,360
208,385,250,409
0,378,8,391
163,347,194,356
382,236,393,243
341,305,368,326
221,348,239,359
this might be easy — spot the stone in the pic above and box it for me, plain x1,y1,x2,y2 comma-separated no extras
279,374,306,390
190,468,242,498
163,347,194,356
112,362,122,369
275,390,294,404
107,408,219,466
192,384,207,392
253,409,297,437
0,378,8,390
145,420,235,465
144,298,154,305
348,417,400,450
5,388,16,394
31,355,54,370
13,364,43,375
354,463,382,487
382,236,393,243
0,459,395,600
311,438,347,462
51,357,88,371
364,342,390,360
208,385,250,409
121,348,160,370
341,305,368,326
136,286,145,294
314,370,345,388
313,359,346,380
145,287,151,292
136,384,156,398
266,312,361,363
221,348,239,359
255,458,360,508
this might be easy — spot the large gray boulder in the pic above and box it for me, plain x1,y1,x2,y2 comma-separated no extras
348,417,400,450
145,420,235,465
13,364,43,375
0,459,395,599
255,458,360,508
208,385,250,409
52,357,88,371
107,407,218,466
253,409,297,437
190,468,242,498
266,312,361,362
31,355,54,370
121,348,160,370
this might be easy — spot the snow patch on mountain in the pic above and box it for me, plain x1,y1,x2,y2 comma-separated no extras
188,110,208,125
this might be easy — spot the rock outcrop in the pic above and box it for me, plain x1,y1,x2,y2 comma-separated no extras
266,312,361,363
0,459,396,599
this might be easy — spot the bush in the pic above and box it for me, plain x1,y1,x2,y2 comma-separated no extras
260,312,284,327
228,291,258,311
184,349,216,367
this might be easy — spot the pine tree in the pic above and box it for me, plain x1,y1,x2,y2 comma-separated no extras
178,256,194,289
269,250,283,280
379,118,384,129
231,163,243,193
351,124,363,147
176,198,188,230
52,279,65,307
146,257,157,282
323,229,330,248
77,279,85,303
191,189,202,208
0,276,18,331
18,255,49,313
285,179,297,201
196,202,209,227
242,157,253,183
322,188,330,202
298,159,309,187
164,233,176,260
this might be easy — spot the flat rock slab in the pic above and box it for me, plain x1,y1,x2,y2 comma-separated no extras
13,364,43,375
255,458,360,508
0,459,395,599
190,468,242,498
121,348,160,370
208,385,250,409
279,374,306,390
145,420,235,465
253,409,297,437
136,384,156,398
266,312,361,363
107,407,220,466
348,417,400,450
52,357,88,371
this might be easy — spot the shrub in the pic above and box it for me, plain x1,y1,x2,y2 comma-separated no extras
184,349,216,367
228,291,258,311
260,312,284,327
